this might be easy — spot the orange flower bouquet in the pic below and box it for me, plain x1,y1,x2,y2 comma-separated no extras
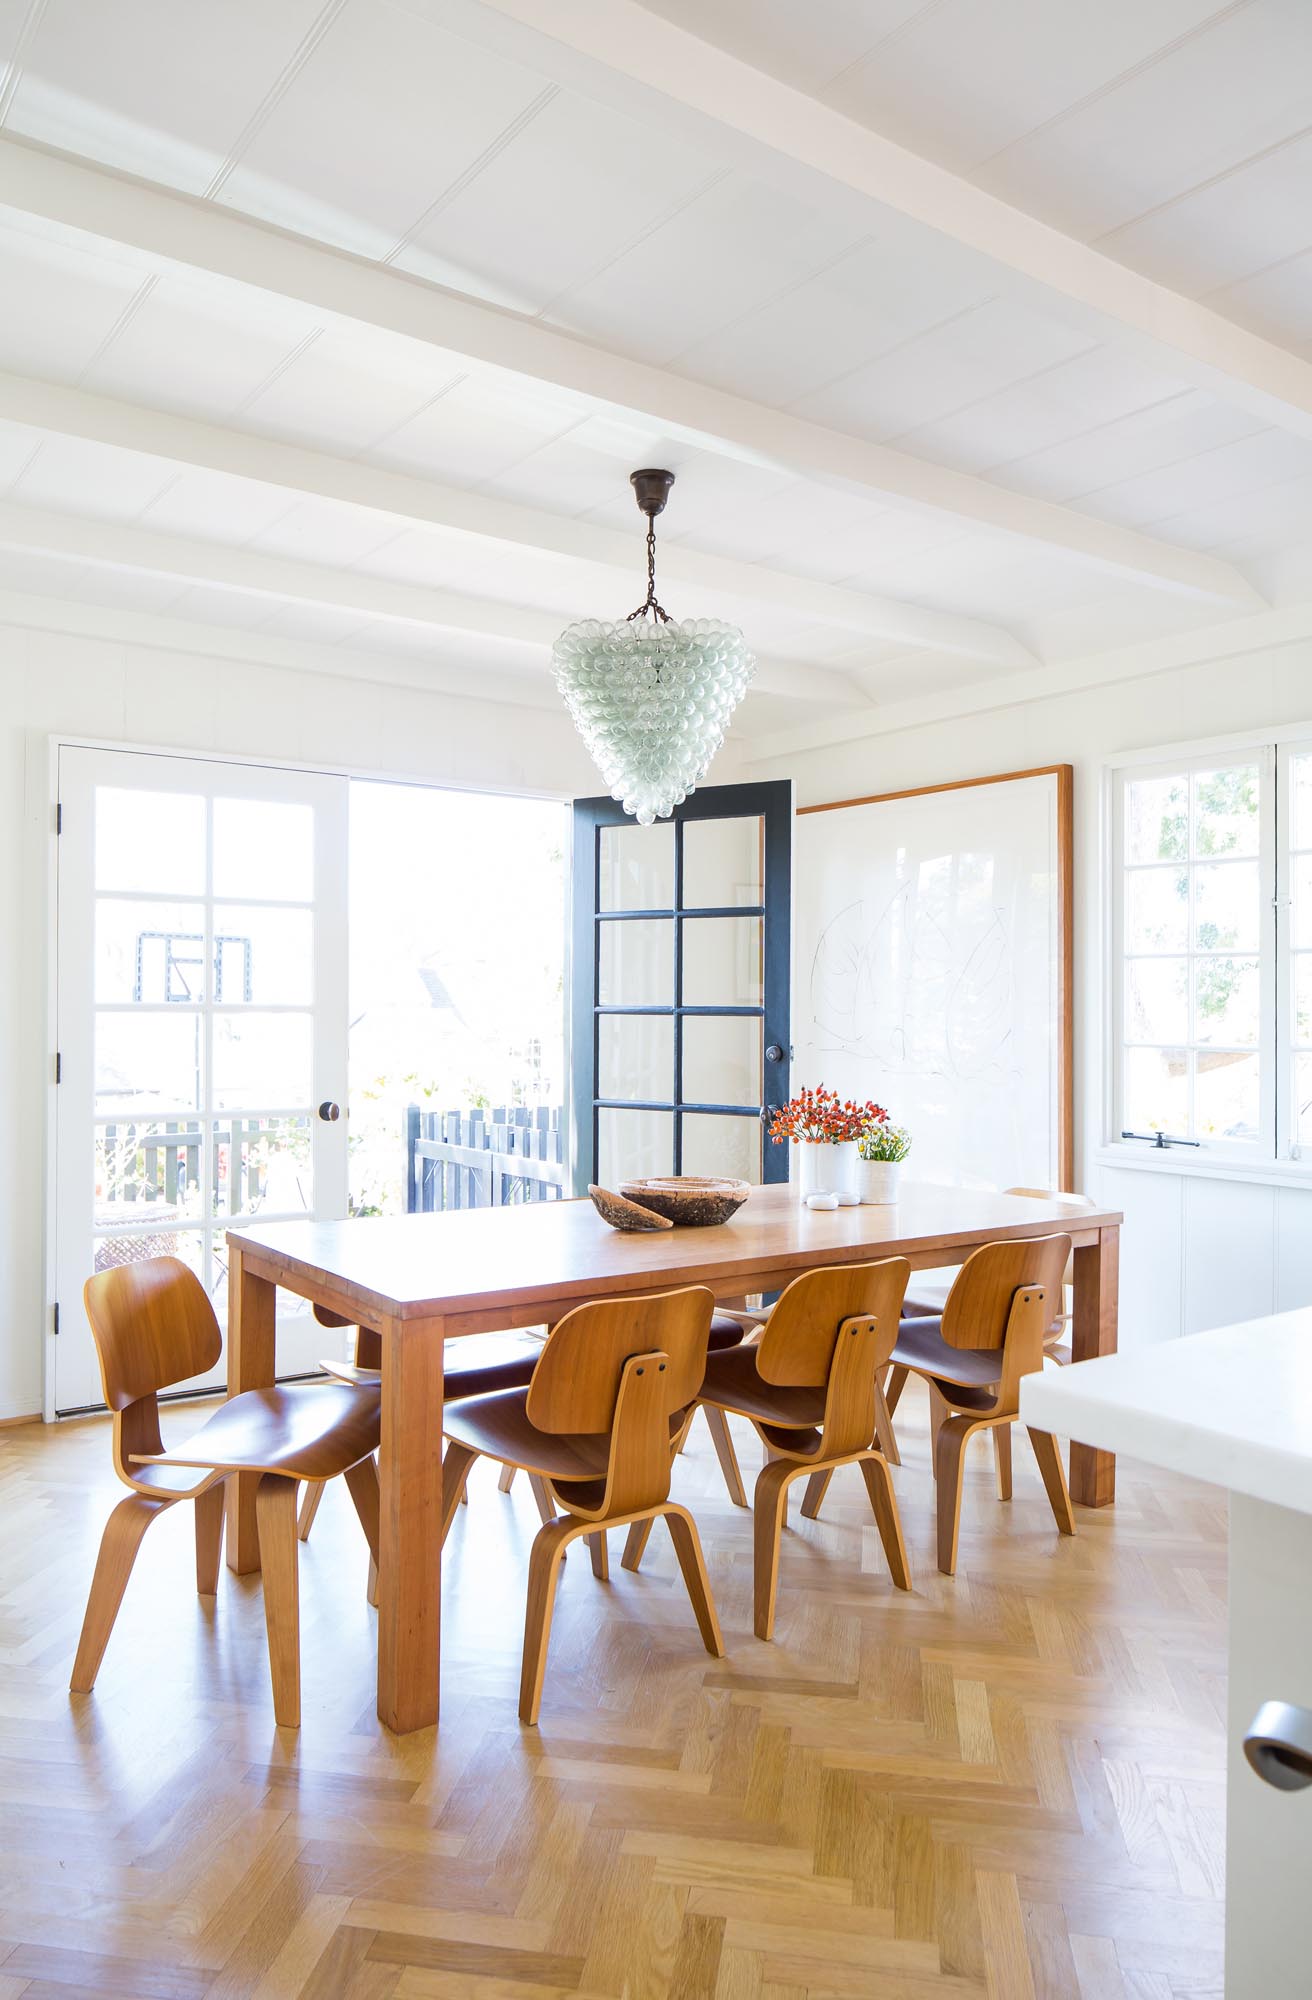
769,1085,889,1204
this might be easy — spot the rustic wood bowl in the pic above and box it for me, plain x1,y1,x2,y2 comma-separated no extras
588,1184,674,1232
618,1176,751,1227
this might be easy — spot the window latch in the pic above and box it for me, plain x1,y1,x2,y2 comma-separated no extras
1120,1129,1201,1150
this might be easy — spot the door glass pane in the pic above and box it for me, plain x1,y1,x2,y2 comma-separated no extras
1193,958,1259,1045
682,1015,761,1108
680,1112,761,1182
683,816,762,908
1292,753,1312,852
1293,855,1312,949
212,1013,313,1108
1124,870,1187,953
1195,1051,1259,1143
1122,1046,1188,1134
93,1222,206,1284
599,823,674,910
213,798,313,901
214,904,313,1004
1124,774,1187,863
96,1011,203,1114
598,920,673,1006
96,899,207,1003
682,916,762,1005
597,1106,673,1184
598,1015,673,1103
1297,1054,1312,1145
95,1121,203,1226
1193,862,1259,952
1124,959,1187,1044
96,788,205,894
213,1116,312,1216
1192,764,1260,857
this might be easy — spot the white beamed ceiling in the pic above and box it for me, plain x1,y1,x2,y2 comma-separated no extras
0,0,1309,736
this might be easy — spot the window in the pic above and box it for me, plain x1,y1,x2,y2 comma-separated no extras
1109,738,1312,1161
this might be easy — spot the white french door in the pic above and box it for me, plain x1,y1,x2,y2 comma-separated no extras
54,746,349,1414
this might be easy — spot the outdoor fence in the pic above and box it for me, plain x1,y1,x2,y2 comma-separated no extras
405,1104,565,1213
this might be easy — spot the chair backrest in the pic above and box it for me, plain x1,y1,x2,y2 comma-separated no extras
1004,1188,1093,1297
526,1285,715,1435
939,1235,1071,1351
757,1260,911,1387
83,1257,222,1411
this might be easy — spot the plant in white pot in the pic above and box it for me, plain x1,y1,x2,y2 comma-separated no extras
856,1116,912,1204
769,1086,888,1204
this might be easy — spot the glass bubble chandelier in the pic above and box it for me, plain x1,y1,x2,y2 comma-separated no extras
552,469,755,825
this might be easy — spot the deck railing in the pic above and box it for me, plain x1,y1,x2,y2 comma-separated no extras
405,1105,565,1213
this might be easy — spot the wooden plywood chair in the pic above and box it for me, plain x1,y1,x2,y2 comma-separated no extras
438,1285,724,1724
72,1258,382,1727
887,1233,1075,1575
628,1260,913,1642
901,1188,1093,1344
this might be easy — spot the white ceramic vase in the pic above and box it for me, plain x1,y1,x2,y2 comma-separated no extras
795,1139,860,1202
857,1157,902,1204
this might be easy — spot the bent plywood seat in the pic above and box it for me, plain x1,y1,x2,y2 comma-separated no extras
628,1260,914,1642
439,1284,724,1724
72,1257,382,1727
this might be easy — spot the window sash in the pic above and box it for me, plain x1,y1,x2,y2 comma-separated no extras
1112,746,1275,1159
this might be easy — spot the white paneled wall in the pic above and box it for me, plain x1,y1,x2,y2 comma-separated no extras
742,636,1312,1358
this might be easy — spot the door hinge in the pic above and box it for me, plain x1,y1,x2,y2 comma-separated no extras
55,801,62,834
52,1304,59,1337
55,1051,62,1083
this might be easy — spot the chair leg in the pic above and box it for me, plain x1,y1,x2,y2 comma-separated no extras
520,1518,574,1725
873,1373,901,1467
857,1453,911,1591
663,1505,724,1656
703,1404,748,1508
753,1458,802,1642
498,1464,517,1493
1028,1428,1076,1537
194,1480,225,1594
71,1493,171,1693
527,1473,556,1529
885,1364,909,1416
673,1408,696,1457
344,1455,381,1567
588,1532,609,1580
927,1381,954,1470
255,1475,301,1729
800,1467,833,1519
992,1424,1013,1502
296,1479,326,1542
934,1416,978,1576
441,1442,479,1544
621,1515,657,1571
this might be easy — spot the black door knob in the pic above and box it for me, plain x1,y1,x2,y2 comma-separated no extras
318,1101,341,1122
765,1044,785,1063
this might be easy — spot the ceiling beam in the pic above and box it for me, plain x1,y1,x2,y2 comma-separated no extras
470,0,1312,445
0,372,1034,669
0,498,864,706
0,137,1262,610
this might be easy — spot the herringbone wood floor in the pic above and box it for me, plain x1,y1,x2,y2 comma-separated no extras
0,1380,1227,1997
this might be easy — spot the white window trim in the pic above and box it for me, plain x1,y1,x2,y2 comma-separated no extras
1105,737,1281,1168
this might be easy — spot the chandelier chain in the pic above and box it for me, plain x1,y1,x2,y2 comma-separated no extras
627,515,671,624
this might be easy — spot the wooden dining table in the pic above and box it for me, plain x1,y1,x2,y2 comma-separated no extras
225,1182,1121,1734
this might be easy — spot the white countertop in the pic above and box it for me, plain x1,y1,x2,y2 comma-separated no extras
1020,1308,1312,1514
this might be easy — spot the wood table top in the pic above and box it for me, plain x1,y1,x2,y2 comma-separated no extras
228,1184,1120,1326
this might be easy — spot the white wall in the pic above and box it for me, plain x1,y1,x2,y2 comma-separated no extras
742,637,1312,1350
0,623,610,1420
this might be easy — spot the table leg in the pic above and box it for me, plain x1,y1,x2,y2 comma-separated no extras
1070,1225,1119,1507
377,1313,445,1734
225,1244,277,1573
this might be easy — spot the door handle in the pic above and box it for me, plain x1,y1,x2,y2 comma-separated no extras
318,1101,342,1123
1244,1700,1312,1790
765,1044,785,1063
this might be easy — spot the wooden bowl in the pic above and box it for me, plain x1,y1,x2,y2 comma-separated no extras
588,1184,673,1232
618,1176,750,1227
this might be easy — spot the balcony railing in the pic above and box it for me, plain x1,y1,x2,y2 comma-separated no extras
406,1105,564,1213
